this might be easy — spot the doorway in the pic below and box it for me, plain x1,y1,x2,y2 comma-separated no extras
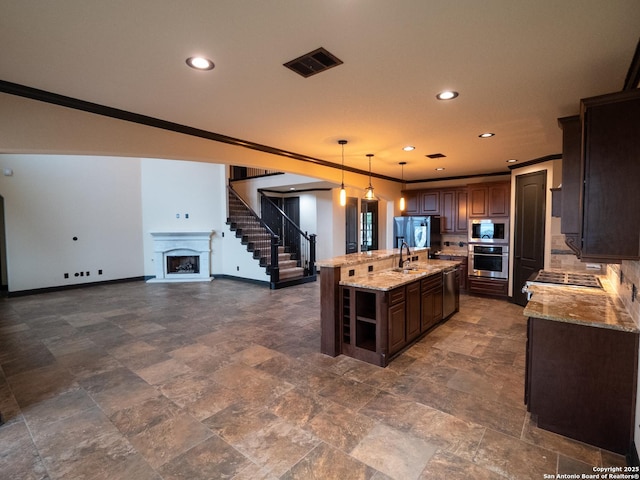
345,197,358,254
261,195,301,258
361,200,378,251
513,170,547,306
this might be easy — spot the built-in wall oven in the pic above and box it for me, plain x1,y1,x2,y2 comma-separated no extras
468,244,509,279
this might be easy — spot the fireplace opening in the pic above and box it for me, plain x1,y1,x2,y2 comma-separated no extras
167,255,200,274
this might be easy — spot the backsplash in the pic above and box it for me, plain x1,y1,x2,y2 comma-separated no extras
550,234,638,326
439,234,468,255
607,260,640,327
549,234,606,274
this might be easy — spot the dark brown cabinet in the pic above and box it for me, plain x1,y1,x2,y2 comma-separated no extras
421,274,443,332
403,187,468,234
406,281,421,341
339,272,451,366
558,115,581,256
558,90,640,262
440,189,468,234
420,191,440,215
455,189,468,233
388,300,406,356
468,276,508,297
580,90,640,262
526,317,638,455
441,190,455,232
468,182,510,218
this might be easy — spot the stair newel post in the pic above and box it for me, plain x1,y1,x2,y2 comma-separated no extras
309,234,316,275
270,235,280,284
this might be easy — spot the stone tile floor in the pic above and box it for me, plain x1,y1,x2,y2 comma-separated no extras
0,278,627,479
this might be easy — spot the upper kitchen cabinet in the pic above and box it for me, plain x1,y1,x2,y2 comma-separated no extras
401,189,440,216
468,181,510,218
403,190,420,215
558,115,582,256
441,188,468,234
420,191,440,215
579,89,640,262
403,188,467,234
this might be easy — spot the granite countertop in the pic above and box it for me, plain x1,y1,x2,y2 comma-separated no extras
316,248,430,268
523,279,639,333
434,251,468,257
339,260,460,291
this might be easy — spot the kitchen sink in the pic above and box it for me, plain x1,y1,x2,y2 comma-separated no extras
392,267,422,274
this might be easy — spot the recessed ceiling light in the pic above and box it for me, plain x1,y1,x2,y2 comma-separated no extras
403,145,415,151
289,187,296,191
479,132,495,138
435,167,445,171
436,91,459,100
186,56,215,70
506,159,517,163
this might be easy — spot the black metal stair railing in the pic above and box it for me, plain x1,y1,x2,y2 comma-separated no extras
227,185,281,284
259,192,316,279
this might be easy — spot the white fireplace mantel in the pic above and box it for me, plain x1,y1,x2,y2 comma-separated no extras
147,231,213,283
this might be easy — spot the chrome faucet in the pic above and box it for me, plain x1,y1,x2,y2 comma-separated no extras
399,241,411,269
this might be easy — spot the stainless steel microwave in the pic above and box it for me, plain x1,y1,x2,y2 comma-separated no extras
468,219,509,244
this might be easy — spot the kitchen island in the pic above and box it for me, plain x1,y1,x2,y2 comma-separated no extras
523,279,639,455
318,249,460,367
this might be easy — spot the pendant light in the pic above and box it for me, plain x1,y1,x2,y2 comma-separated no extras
363,154,376,200
338,139,347,207
399,161,406,211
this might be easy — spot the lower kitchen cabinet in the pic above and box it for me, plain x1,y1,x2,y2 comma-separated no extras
526,317,639,455
468,276,508,297
340,272,451,366
388,287,407,356
406,281,422,342
421,274,443,332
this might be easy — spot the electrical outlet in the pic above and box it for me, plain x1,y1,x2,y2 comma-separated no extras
64,273,69,279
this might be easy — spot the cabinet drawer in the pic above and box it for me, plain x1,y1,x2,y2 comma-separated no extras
468,277,508,297
389,286,405,305
421,274,442,292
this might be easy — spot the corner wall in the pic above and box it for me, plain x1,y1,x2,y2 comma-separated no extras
0,154,143,292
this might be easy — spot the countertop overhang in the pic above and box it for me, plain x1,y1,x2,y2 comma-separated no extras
523,280,638,333
316,248,430,269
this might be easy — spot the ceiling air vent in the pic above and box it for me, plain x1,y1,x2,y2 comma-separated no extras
426,153,446,159
284,47,343,78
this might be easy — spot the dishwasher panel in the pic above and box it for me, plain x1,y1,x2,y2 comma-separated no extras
443,268,457,319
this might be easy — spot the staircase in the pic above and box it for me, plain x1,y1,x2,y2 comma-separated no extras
227,187,315,288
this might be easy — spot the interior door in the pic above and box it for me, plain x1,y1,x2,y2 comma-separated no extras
261,195,283,241
513,170,547,306
360,200,378,251
283,197,300,262
345,197,358,254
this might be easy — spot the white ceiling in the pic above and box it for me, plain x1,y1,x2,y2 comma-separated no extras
1,0,639,182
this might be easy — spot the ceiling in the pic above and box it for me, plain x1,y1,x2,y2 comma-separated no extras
1,1,639,183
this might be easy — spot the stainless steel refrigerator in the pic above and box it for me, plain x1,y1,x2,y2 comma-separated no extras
393,216,441,252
